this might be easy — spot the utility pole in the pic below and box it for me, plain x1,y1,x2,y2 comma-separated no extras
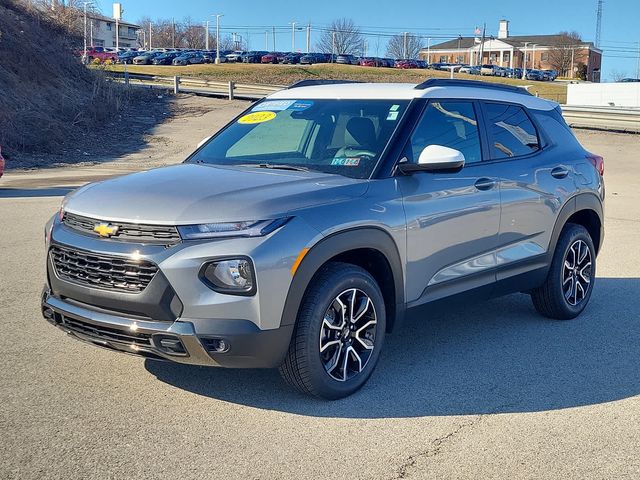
272,26,276,52
172,18,175,48
403,31,408,59
149,21,152,50
427,37,431,64
532,43,537,69
570,46,575,78
332,30,336,60
205,21,210,50
306,23,311,53
83,2,88,62
115,17,119,50
291,22,296,51
479,23,486,65
214,14,222,62
265,30,269,50
522,41,530,78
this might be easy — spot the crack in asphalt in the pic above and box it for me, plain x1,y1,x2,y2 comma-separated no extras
389,416,483,479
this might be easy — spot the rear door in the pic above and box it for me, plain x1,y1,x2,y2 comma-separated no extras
479,101,576,282
397,99,502,305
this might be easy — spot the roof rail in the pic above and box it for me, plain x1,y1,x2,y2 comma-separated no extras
287,79,362,89
414,78,532,95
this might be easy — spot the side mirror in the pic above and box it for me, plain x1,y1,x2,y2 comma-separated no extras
398,145,465,174
196,135,212,149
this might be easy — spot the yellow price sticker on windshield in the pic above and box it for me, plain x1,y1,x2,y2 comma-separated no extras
238,111,277,124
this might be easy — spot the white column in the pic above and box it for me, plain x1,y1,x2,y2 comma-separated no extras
509,48,513,68
499,49,504,66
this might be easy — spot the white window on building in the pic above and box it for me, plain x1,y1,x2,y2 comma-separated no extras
106,22,112,30
490,53,498,62
439,55,447,63
456,55,464,63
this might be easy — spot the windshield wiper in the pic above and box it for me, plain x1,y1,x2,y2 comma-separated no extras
240,163,310,172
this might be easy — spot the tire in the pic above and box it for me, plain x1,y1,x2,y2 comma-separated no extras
531,223,596,320
279,262,386,399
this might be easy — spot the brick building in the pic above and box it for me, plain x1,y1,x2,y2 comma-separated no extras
421,20,602,82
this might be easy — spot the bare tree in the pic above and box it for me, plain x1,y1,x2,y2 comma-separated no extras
317,18,363,55
547,31,585,77
610,69,628,82
387,33,422,59
181,17,205,49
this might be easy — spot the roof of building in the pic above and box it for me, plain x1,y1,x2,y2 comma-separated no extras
268,80,557,111
427,34,595,50
88,12,140,29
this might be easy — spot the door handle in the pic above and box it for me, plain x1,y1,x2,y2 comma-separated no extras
474,178,496,191
551,166,570,179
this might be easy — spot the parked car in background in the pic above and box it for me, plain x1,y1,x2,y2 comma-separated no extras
542,70,558,81
395,59,418,69
152,52,180,65
202,50,227,63
359,57,377,67
335,54,357,65
261,52,281,64
79,46,118,63
481,64,499,76
300,53,326,65
132,51,163,65
459,65,479,74
282,52,302,64
117,50,139,64
242,51,268,63
526,69,545,81
172,52,205,66
416,60,428,68
512,68,523,79
620,77,640,82
0,145,5,178
225,51,245,62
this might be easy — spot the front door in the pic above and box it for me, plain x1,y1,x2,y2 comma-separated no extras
397,99,502,305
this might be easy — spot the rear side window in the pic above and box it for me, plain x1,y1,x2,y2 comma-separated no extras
484,103,540,159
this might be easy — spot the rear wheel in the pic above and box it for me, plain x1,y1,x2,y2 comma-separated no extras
531,223,595,319
279,262,386,399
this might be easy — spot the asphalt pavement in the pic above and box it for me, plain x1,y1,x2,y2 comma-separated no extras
1,126,638,479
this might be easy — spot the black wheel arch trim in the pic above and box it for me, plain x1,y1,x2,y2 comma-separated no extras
280,227,405,332
548,192,604,262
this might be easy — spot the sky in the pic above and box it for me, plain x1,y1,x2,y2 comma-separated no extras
97,0,640,80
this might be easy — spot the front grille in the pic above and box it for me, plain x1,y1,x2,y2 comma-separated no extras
60,314,152,347
50,245,158,293
62,212,181,244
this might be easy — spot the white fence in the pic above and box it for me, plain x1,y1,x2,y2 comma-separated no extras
566,82,640,108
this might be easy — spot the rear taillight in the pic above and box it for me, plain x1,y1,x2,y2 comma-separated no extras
586,153,604,176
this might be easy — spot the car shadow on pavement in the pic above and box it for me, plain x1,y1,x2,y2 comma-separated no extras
0,187,82,198
145,277,640,418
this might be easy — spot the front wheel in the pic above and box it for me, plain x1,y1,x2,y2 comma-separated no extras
279,262,386,399
531,223,596,319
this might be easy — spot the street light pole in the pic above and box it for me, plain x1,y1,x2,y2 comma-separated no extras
83,2,87,62
522,41,530,79
291,22,296,51
215,14,223,63
403,31,407,59
205,20,209,50
427,37,431,64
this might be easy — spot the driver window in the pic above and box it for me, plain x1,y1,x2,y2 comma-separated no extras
408,101,482,164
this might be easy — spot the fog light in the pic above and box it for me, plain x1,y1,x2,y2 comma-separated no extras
201,338,230,353
153,335,187,355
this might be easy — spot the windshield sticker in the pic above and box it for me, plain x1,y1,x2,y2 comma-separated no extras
238,111,277,124
390,104,400,111
288,100,314,111
252,100,296,112
386,111,399,121
331,157,361,166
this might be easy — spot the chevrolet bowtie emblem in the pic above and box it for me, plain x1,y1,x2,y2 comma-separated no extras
93,222,119,237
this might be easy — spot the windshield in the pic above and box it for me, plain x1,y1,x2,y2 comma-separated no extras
188,98,409,179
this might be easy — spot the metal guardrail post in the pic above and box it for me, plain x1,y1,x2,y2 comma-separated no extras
174,76,180,94
228,81,235,100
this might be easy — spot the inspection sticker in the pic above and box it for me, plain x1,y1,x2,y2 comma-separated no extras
331,157,361,166
238,111,277,124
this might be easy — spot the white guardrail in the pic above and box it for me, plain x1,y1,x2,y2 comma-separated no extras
109,72,640,132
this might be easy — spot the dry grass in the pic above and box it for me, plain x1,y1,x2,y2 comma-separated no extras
106,63,567,103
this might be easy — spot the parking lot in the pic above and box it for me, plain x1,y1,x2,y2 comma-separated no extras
0,97,638,479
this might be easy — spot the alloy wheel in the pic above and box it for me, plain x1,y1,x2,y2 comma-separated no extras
319,288,377,382
562,239,592,306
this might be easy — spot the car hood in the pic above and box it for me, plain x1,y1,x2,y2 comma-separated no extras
64,163,368,225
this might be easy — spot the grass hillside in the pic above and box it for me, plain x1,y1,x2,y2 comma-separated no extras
0,0,128,159
107,63,568,103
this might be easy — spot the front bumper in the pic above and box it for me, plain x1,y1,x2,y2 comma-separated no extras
41,288,294,368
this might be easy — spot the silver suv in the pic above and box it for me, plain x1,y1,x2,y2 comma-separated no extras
42,79,605,399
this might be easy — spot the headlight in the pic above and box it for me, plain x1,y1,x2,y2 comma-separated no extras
177,217,290,240
200,257,256,295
